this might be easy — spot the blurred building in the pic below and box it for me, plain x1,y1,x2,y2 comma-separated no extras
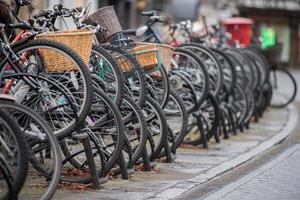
196,0,300,67
236,0,300,66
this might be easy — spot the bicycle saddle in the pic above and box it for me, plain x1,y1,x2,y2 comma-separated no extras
141,10,157,17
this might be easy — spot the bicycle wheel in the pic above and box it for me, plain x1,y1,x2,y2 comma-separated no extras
225,52,247,88
0,100,61,200
201,93,220,142
100,44,147,107
270,68,297,108
164,91,188,149
169,71,198,114
0,153,15,200
226,49,255,90
211,48,237,101
243,85,255,125
244,48,269,86
119,97,147,166
60,87,125,181
0,73,79,139
241,49,262,90
146,64,170,108
90,45,124,106
172,48,209,106
143,96,168,160
183,92,220,144
179,43,224,97
230,84,248,128
0,109,29,199
11,39,93,135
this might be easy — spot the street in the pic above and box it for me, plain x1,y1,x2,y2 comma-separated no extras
202,144,300,200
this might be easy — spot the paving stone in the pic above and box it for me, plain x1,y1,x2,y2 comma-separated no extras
154,188,187,199
204,145,300,200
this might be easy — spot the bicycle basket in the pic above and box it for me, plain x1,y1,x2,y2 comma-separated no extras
36,29,94,72
83,6,122,42
154,44,174,73
130,42,160,72
115,55,132,73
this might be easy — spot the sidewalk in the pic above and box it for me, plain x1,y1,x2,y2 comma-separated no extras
52,103,298,200
201,144,300,200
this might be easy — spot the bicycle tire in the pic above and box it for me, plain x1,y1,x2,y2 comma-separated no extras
0,109,29,199
165,91,188,149
60,87,125,179
12,39,93,136
0,100,61,200
100,44,147,107
270,68,297,108
0,154,15,200
143,96,168,160
179,43,224,98
172,48,209,106
211,48,237,101
91,45,125,106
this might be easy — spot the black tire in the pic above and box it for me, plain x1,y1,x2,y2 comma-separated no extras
225,52,247,88
226,49,255,90
146,64,170,108
100,44,147,107
244,85,255,125
244,48,269,87
119,97,147,166
202,93,221,141
211,48,237,102
164,91,188,149
0,109,29,199
179,43,224,98
241,50,262,91
12,39,93,136
0,154,15,200
91,45,125,106
0,73,79,139
169,70,198,114
231,84,248,128
270,68,297,108
172,48,209,106
143,96,168,160
0,100,61,200
60,87,125,179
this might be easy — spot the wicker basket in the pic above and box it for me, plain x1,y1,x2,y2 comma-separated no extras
130,42,160,72
154,44,175,72
83,6,122,42
36,29,94,72
130,42,174,72
115,56,132,72
115,43,160,73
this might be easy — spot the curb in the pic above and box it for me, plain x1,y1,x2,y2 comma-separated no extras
150,104,299,200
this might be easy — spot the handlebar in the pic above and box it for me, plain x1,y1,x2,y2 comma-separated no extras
9,22,35,30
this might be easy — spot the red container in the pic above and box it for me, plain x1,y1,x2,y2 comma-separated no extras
221,17,253,47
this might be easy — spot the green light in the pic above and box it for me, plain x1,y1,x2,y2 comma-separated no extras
261,28,276,49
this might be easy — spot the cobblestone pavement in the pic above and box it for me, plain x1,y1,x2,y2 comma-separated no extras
201,144,300,200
